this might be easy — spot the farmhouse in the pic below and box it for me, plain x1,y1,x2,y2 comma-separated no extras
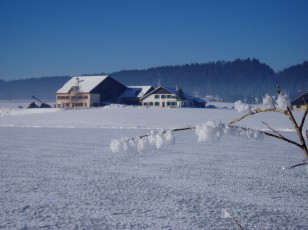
56,76,206,108
291,93,308,110
141,86,206,108
56,75,126,108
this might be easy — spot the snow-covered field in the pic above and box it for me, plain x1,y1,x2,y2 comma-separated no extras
0,102,307,229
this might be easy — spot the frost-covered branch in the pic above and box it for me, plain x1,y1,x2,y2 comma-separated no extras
288,162,308,169
231,94,308,159
110,129,176,153
299,108,308,132
262,122,302,148
110,90,308,165
110,121,264,153
229,108,285,126
223,209,244,230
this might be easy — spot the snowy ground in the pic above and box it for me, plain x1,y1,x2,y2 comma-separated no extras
0,102,308,229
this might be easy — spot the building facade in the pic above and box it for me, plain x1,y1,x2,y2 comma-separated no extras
56,76,126,108
141,86,205,108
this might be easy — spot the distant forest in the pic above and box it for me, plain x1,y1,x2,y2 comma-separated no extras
0,58,307,102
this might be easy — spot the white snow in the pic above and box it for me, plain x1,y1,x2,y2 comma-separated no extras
0,101,308,229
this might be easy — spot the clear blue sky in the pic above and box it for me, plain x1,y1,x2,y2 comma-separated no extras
0,0,307,80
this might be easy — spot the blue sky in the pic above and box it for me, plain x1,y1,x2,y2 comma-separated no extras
0,0,307,80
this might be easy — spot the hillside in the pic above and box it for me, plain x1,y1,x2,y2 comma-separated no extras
111,59,277,102
0,59,307,102
0,76,70,101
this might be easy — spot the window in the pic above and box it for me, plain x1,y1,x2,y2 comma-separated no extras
161,95,166,99
167,95,172,99
155,102,160,106
155,95,160,99
149,102,153,106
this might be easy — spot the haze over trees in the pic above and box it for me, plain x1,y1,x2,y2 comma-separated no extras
0,59,307,102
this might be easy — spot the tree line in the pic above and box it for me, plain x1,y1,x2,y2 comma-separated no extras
0,59,307,102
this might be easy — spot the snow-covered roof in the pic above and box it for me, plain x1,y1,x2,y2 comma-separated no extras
119,86,153,98
57,76,109,93
164,87,206,102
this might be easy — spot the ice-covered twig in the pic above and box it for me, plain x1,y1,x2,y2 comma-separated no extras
229,96,308,159
299,108,308,132
195,121,263,143
288,162,308,169
263,94,276,109
111,90,308,161
110,122,264,153
110,129,175,153
234,100,252,114
229,107,286,126
262,121,302,148
223,209,244,230
276,92,291,110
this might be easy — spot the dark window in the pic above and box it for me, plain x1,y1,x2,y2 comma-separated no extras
161,95,166,99
155,102,160,106
155,95,160,99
